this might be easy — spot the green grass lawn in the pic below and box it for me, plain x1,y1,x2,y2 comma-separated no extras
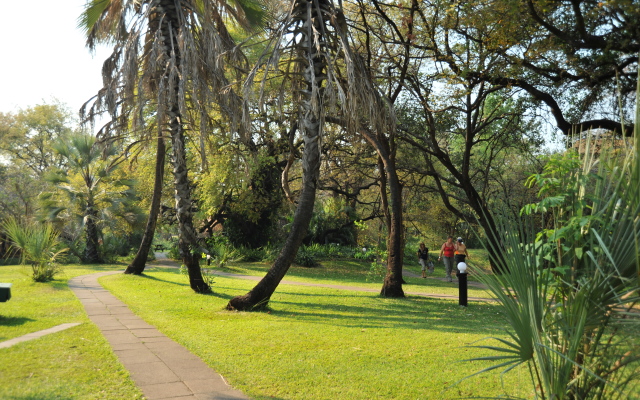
0,258,528,399
0,264,143,400
101,263,530,399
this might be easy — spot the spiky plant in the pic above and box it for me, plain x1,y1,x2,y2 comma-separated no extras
2,218,67,282
466,74,640,399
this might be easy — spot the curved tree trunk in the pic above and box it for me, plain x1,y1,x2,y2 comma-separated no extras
125,134,166,274
226,0,326,311
225,131,320,310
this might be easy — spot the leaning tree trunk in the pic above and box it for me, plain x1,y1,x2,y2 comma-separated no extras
161,1,209,292
226,0,326,311
125,134,166,274
84,196,103,264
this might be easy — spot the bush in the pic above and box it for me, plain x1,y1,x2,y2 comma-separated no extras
235,246,264,262
101,234,132,262
0,257,21,266
206,243,240,269
365,249,388,281
2,218,66,282
294,246,320,268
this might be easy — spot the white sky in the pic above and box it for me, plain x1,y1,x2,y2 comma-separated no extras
0,1,111,118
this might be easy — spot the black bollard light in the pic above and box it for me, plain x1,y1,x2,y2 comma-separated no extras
456,262,468,307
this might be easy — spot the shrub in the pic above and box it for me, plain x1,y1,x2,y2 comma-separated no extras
206,243,240,269
294,245,319,268
2,218,67,282
236,246,264,262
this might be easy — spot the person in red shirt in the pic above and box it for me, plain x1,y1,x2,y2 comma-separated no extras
438,236,456,282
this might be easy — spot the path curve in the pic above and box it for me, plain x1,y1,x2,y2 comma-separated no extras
69,272,249,400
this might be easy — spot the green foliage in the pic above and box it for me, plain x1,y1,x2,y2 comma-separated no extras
294,245,320,268
207,242,241,269
366,249,388,282
470,132,640,399
200,152,285,249
234,245,264,262
307,198,357,245
1,218,66,282
102,232,143,262
41,132,143,263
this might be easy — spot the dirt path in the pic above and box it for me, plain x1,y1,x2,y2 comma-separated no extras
151,254,495,303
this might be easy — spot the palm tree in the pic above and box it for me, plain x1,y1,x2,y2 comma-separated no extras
469,103,640,399
227,0,394,310
80,0,262,291
42,133,136,263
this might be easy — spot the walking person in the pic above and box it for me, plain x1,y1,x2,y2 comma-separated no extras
417,242,431,278
438,236,456,282
454,237,469,267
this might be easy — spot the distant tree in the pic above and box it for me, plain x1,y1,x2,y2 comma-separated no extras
421,0,639,136
0,102,74,223
0,102,72,176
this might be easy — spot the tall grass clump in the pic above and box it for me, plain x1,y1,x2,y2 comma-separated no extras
2,218,67,282
466,74,640,399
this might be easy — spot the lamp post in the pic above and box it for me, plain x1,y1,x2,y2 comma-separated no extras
457,262,468,307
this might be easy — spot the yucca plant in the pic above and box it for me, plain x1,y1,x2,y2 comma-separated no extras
466,78,640,399
2,218,67,282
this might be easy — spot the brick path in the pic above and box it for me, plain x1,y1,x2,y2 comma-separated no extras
69,272,249,400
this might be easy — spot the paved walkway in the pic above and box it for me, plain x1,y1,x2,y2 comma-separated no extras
69,272,249,400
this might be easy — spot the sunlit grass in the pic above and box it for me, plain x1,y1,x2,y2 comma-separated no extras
0,264,143,399
102,266,530,399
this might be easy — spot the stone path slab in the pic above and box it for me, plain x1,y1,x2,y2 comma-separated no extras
69,272,249,400
0,322,81,349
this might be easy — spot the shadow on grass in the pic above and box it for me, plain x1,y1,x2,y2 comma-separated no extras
0,316,36,326
136,273,190,287
267,294,506,335
132,274,237,301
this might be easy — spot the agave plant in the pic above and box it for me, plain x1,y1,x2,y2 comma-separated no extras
2,218,67,282
466,90,640,398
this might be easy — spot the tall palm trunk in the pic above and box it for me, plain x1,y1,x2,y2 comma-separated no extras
125,134,166,274
227,0,326,311
161,1,209,292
